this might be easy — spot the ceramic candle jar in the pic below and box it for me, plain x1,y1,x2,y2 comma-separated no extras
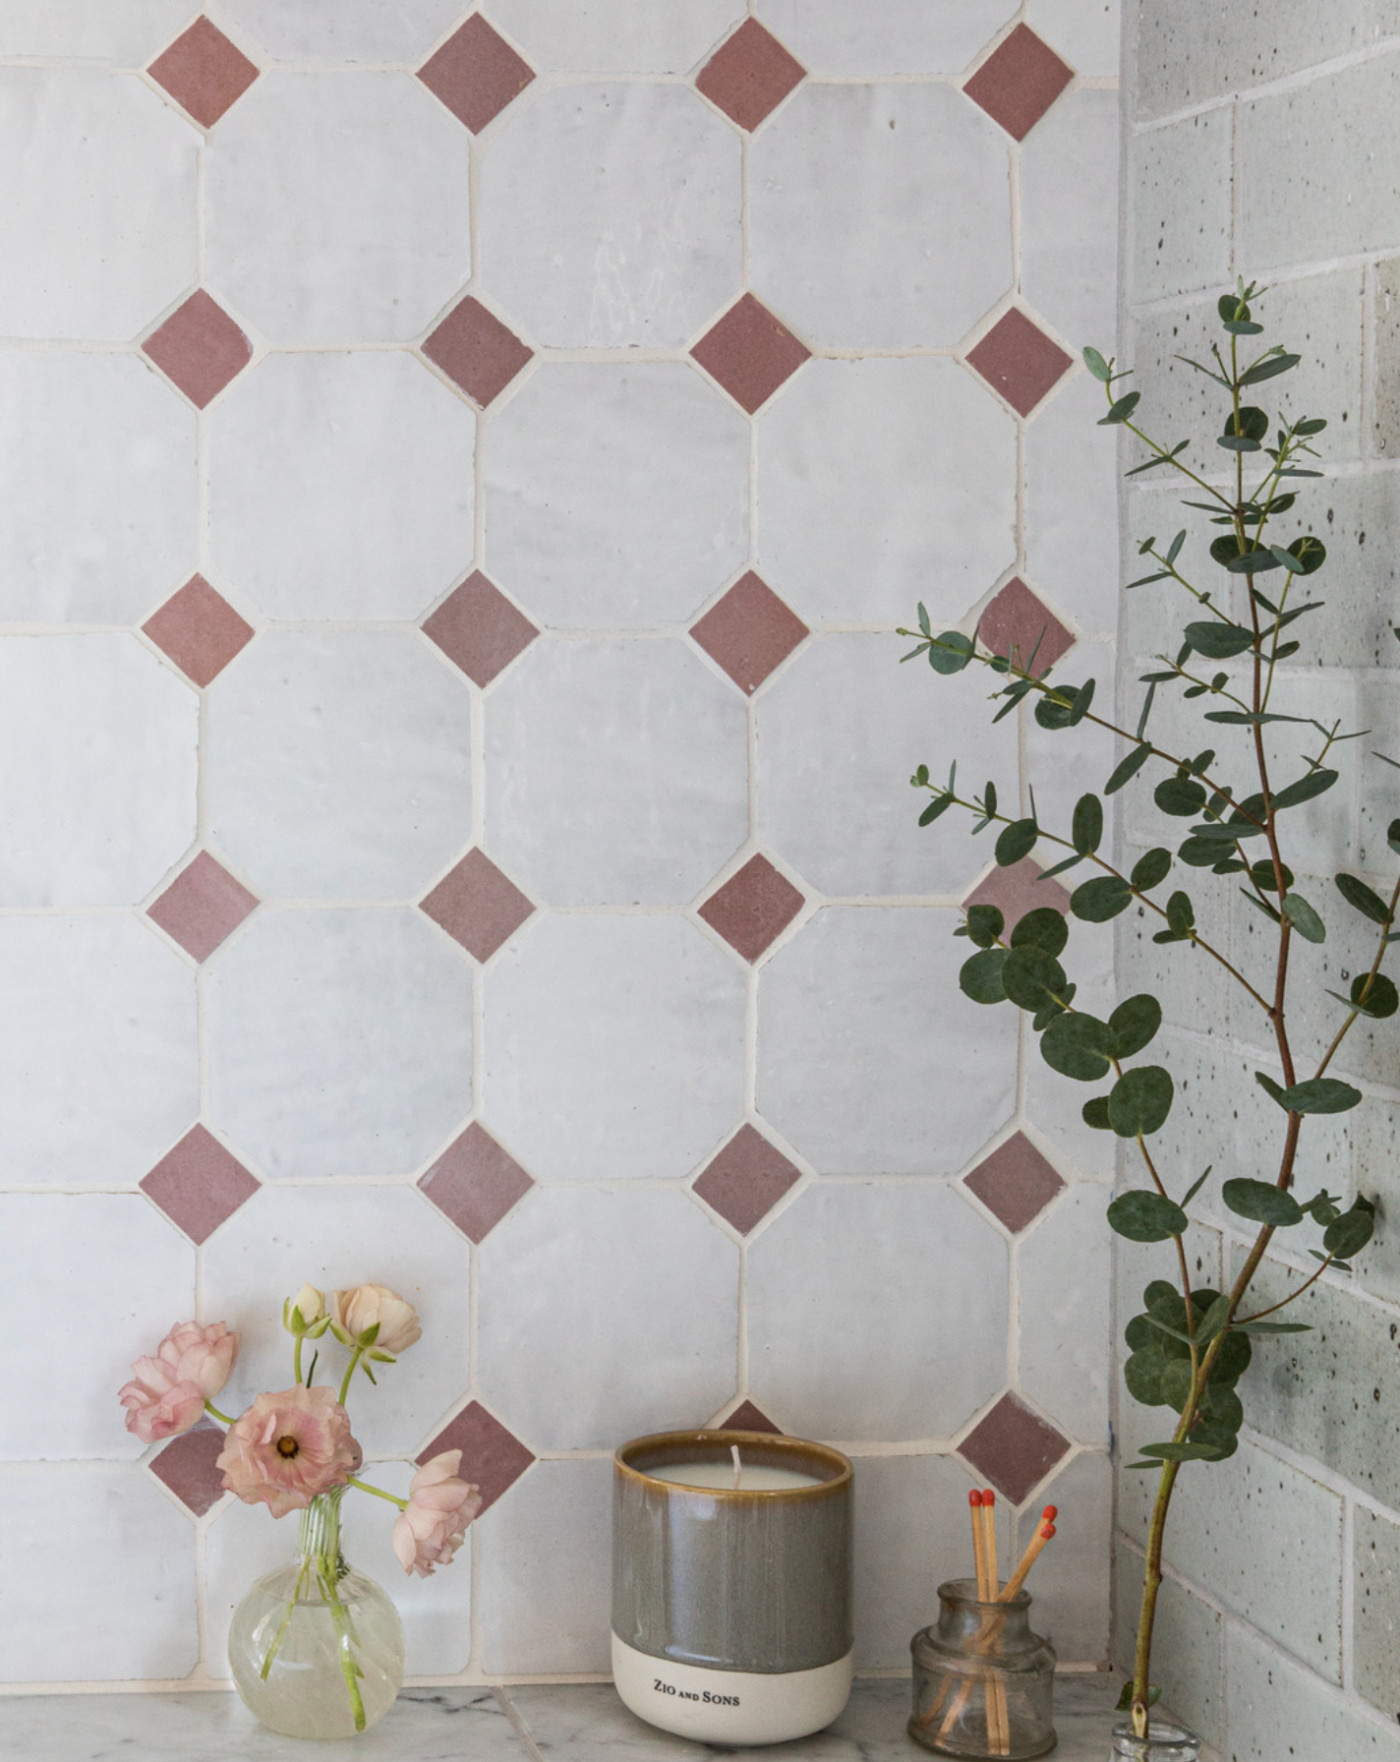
612,1429,854,1745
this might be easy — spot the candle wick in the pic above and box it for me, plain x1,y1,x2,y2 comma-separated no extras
731,1444,742,1489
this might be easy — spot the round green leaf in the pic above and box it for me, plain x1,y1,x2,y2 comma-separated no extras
1108,1065,1175,1136
1324,1198,1377,1259
1109,994,1163,1059
1221,1178,1303,1227
1280,1077,1363,1114
1041,1012,1114,1081
928,630,974,675
1131,848,1172,891
1210,1330,1252,1385
964,904,1005,948
1010,907,1068,956
1082,1096,1113,1130
1286,534,1326,575
1073,793,1104,856
959,948,1009,1005
1335,872,1391,925
1160,1357,1194,1412
1200,1384,1243,1433
1071,875,1134,922
996,817,1039,866
1124,1314,1157,1352
1188,1423,1239,1461
1123,1349,1169,1406
1001,945,1067,1012
1108,1188,1188,1241
1282,891,1326,943
1349,973,1399,1019
1083,346,1112,381
1250,857,1293,894
1155,776,1208,817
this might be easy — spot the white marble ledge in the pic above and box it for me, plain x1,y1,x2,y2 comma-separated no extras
0,1675,1162,1762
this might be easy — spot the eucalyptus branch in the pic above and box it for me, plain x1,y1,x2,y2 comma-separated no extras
1235,1253,1338,1324
1314,871,1400,1079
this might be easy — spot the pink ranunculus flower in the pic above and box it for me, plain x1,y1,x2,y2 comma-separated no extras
331,1284,422,1357
392,1450,482,1578
217,1386,363,1519
118,1319,240,1443
154,1320,239,1398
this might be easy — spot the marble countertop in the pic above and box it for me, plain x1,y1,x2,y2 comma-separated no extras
0,1674,1146,1760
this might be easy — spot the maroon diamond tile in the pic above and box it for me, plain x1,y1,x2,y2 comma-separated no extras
148,852,259,963
423,572,538,688
691,294,810,414
721,1399,782,1435
418,14,535,134
423,296,533,408
963,859,1072,932
977,575,1074,671
141,1125,260,1245
966,309,1074,417
693,1124,801,1235
963,24,1073,141
420,849,535,962
148,16,260,128
150,1420,227,1516
696,19,806,132
420,1122,534,1244
690,573,808,696
964,1133,1065,1234
144,575,256,689
958,1393,1071,1506
419,1401,534,1514
142,291,252,409
699,855,804,963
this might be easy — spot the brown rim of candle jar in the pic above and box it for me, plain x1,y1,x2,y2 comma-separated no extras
615,1430,853,1500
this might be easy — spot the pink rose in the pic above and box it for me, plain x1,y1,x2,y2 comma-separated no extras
118,1319,239,1444
331,1285,422,1358
392,1450,482,1578
217,1386,363,1519
154,1320,239,1398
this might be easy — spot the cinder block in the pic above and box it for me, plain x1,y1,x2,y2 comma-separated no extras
1226,1618,1400,1760
1130,110,1232,305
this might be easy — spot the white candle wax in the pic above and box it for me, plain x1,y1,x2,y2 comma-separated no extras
651,1460,821,1491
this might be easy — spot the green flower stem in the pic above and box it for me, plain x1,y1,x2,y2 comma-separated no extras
320,1562,366,1734
337,1347,364,1406
204,1399,234,1425
294,1335,304,1387
259,1558,310,1681
348,1475,408,1511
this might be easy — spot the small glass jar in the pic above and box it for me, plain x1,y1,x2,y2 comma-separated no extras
909,1579,1056,1759
1110,1716,1201,1760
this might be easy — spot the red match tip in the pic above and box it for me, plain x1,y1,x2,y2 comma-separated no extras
969,1489,982,1506
982,1487,996,1505
1043,1505,1058,1521
1040,1522,1056,1539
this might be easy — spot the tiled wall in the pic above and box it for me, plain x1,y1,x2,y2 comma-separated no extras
0,1,1120,1688
1117,6,1400,1754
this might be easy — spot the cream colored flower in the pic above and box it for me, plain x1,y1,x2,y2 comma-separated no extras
284,1284,328,1336
331,1284,422,1358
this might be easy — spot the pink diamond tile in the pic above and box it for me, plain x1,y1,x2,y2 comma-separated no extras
420,848,535,962
958,1393,1071,1506
423,296,533,409
696,19,806,133
142,291,252,409
693,1123,801,1235
422,572,539,688
721,1398,782,1435
698,855,804,962
147,851,259,963
143,575,256,689
419,1122,534,1244
147,16,260,129
149,1421,227,1516
690,572,809,696
966,309,1074,417
963,859,1072,932
419,1401,534,1514
691,294,810,414
978,576,1074,670
964,1133,1065,1233
140,1125,260,1245
963,25,1073,142
418,14,535,134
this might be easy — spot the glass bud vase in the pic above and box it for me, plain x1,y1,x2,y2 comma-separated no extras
909,1579,1056,1759
1110,1717,1201,1760
228,1484,405,1739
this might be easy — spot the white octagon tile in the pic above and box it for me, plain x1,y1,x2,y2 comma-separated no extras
0,69,195,341
748,1182,1009,1438
478,1186,738,1450
0,916,197,1187
0,1194,193,1461
477,1459,613,1675
0,2,196,60
852,1453,981,1668
757,906,1017,1175
207,630,472,902
758,358,1017,626
0,353,196,623
0,636,196,908
206,72,471,345
757,633,1018,898
751,83,1010,348
484,363,748,628
207,907,472,1179
215,1,470,62
1023,373,1119,638
485,2,740,72
1015,1450,1111,1666
480,83,739,346
483,914,745,1181
202,1185,471,1460
1017,1186,1111,1442
0,1467,196,1681
210,352,474,620
485,638,746,907
1025,0,1120,76
756,0,1018,73
1020,90,1119,354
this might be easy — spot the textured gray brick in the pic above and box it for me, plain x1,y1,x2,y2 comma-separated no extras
1226,1619,1400,1761
1355,1504,1400,1723
1130,111,1232,305
1375,259,1400,457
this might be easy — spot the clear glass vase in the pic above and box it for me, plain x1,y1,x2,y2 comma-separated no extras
228,1484,405,1739
909,1579,1056,1759
1110,1717,1201,1760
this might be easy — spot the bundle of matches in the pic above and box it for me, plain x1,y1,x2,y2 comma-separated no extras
918,1490,1057,1756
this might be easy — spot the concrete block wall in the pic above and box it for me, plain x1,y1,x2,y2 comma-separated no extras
1117,5,1400,1754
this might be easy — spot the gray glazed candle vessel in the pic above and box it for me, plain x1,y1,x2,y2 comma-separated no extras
611,1430,854,1746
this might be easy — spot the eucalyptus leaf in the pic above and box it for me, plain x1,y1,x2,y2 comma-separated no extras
1155,776,1208,817
919,794,955,826
1108,1066,1175,1137
1272,768,1338,812
1073,793,1104,856
1071,875,1135,922
1132,848,1172,891
1082,1096,1113,1130
1106,744,1153,794
1183,620,1256,659
1282,891,1327,942
959,948,1009,1005
1001,945,1068,1012
1221,1178,1303,1227
1324,1197,1376,1259
1239,351,1301,384
1041,1011,1115,1081
1108,1189,1189,1241
1110,994,1163,1058
1335,872,1391,925
1124,1349,1169,1406
1083,346,1112,381
927,631,974,675
996,817,1039,866
964,904,1005,948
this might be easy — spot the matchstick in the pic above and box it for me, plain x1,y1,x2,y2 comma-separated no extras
999,1507,1057,1604
980,1492,1009,1754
